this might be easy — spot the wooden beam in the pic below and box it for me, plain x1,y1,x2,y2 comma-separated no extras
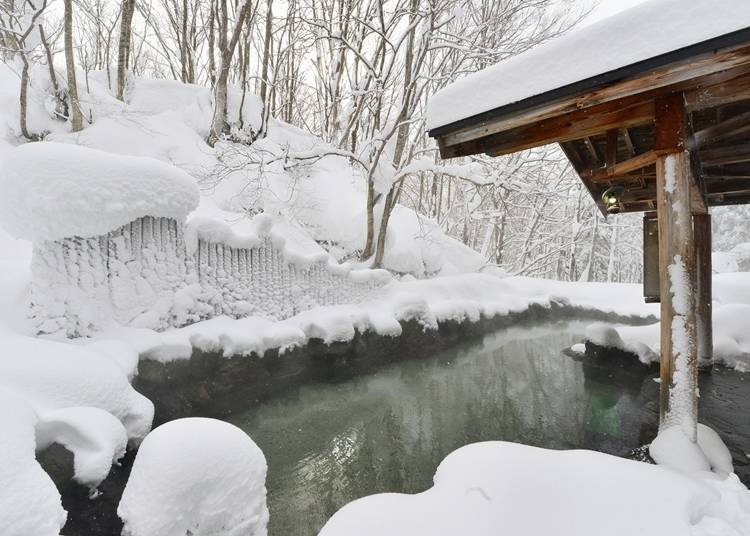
685,69,750,112
643,215,660,302
707,193,750,205
482,99,655,157
560,142,608,217
691,109,750,148
606,129,618,168
700,144,750,166
705,178,750,195
438,43,750,150
583,137,600,164
623,128,636,156
654,93,699,437
586,150,662,181
694,214,712,365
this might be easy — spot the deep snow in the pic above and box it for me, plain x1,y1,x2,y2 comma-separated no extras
0,142,199,242
319,440,750,536
585,273,750,371
427,0,750,129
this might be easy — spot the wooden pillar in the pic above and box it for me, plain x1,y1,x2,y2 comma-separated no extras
694,214,713,366
654,93,699,439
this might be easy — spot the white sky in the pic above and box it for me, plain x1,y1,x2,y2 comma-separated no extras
580,0,650,26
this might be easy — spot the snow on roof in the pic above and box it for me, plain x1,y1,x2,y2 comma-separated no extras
427,0,750,131
0,142,199,242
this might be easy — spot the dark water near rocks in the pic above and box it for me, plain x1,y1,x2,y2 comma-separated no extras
51,321,750,536
229,322,750,536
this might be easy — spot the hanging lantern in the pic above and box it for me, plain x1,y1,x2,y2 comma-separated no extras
601,185,625,215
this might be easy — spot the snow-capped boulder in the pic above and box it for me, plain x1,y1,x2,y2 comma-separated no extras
0,390,67,536
118,418,268,536
0,142,199,242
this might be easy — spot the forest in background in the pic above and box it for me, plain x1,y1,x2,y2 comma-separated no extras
3,0,750,283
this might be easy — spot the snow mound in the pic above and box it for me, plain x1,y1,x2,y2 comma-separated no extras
0,390,67,536
118,418,268,536
0,333,154,442
650,424,734,478
0,142,199,241
320,440,750,536
36,406,128,489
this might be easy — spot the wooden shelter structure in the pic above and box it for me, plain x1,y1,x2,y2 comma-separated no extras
427,0,750,438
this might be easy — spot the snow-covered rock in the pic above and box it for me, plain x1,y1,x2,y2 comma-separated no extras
320,440,750,536
0,390,67,536
118,418,268,536
0,333,154,442
0,142,199,242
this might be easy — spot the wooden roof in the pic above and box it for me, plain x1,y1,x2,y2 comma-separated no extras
428,22,750,214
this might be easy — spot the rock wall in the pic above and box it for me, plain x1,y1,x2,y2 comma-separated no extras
30,216,388,337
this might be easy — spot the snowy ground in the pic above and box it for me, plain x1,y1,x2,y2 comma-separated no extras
585,272,750,371
319,440,750,536
89,274,658,362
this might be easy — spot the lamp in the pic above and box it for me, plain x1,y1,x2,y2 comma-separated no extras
601,186,625,215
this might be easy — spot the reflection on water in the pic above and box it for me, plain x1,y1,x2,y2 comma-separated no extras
229,322,653,536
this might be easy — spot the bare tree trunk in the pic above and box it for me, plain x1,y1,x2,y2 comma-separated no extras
207,0,216,85
372,0,419,267
19,54,33,139
39,25,59,92
64,0,83,131
117,0,136,100
179,0,189,81
259,0,272,104
207,0,253,146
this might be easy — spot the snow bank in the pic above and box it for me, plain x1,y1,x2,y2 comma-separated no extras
320,440,750,536
0,142,199,242
0,333,153,442
427,0,750,129
650,424,734,477
584,273,750,371
118,418,268,536
0,335,150,532
0,390,67,536
95,273,657,362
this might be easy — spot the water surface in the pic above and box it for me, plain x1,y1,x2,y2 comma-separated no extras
230,322,656,535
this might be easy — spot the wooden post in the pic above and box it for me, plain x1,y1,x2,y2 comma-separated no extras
694,214,713,366
654,93,699,439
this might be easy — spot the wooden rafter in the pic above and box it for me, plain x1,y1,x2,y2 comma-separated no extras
585,150,662,181
701,144,750,166
692,109,750,147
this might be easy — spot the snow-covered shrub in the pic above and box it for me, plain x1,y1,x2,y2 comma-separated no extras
118,418,268,536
